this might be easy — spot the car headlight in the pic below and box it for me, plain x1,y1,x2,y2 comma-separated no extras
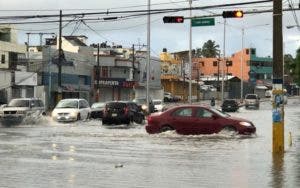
239,122,252,127
141,104,148,110
70,111,78,117
51,111,57,118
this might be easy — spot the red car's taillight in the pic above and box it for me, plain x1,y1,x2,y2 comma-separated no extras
124,107,129,115
147,116,153,123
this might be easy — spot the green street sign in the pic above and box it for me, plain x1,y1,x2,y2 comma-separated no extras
192,18,215,27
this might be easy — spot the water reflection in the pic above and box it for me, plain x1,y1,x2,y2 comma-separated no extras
270,153,285,188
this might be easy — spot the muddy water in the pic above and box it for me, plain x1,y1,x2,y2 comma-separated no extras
0,98,299,188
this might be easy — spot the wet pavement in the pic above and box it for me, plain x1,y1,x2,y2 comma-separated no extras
0,98,299,188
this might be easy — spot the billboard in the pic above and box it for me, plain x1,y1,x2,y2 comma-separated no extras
15,71,37,86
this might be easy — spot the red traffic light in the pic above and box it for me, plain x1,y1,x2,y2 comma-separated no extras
163,16,184,23
222,10,244,18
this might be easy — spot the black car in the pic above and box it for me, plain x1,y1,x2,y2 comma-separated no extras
102,101,145,125
90,102,106,119
132,97,155,114
221,99,239,112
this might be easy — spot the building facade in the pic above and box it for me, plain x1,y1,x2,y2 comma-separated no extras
0,25,33,104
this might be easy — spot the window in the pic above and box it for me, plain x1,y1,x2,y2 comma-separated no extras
213,61,218,66
102,67,109,78
173,108,192,117
80,100,89,108
251,49,256,55
246,49,249,55
195,108,213,118
1,54,5,64
226,61,232,66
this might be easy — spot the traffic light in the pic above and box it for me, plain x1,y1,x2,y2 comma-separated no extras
163,16,184,23
222,10,244,18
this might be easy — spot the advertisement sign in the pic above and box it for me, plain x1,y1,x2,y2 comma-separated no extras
15,71,37,86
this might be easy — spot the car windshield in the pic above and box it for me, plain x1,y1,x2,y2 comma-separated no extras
210,107,230,117
223,100,236,104
8,99,30,107
56,100,78,108
246,95,257,99
133,98,146,104
106,102,126,109
91,103,105,108
153,100,162,105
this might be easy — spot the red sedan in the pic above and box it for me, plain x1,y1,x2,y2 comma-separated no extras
145,105,256,135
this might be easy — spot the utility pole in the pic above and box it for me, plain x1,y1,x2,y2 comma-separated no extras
132,44,135,79
188,0,192,104
222,19,227,104
272,0,284,154
57,10,63,102
146,0,151,113
197,68,200,102
241,28,244,101
96,43,100,102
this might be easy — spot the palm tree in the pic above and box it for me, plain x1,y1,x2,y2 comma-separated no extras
200,40,220,58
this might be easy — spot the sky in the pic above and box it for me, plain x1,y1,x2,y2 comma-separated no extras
0,0,299,58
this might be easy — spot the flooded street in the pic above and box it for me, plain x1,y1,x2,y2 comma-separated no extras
0,98,300,188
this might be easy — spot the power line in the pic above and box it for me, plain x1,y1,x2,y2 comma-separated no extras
0,0,273,22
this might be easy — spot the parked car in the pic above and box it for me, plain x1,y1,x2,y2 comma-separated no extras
132,97,155,114
51,98,91,122
245,94,260,109
265,90,272,98
0,98,46,124
102,101,145,125
164,92,181,102
145,105,256,135
221,99,239,112
90,102,106,119
153,99,164,112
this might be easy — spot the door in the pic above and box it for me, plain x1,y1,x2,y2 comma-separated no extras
79,100,90,119
170,107,194,135
192,107,220,134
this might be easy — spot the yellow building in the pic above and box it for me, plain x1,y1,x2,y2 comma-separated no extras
160,50,199,102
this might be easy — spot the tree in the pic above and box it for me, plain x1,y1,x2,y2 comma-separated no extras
200,40,220,58
284,54,295,75
295,47,300,85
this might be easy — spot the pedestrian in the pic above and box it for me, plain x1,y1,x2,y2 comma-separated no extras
210,97,215,107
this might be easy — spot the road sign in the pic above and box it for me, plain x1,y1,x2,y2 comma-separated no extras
191,18,215,27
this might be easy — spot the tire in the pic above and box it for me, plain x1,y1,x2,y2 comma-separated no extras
86,113,90,120
221,125,237,134
135,115,143,124
160,125,173,133
77,113,81,121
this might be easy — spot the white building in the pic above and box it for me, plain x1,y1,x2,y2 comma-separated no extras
0,25,34,104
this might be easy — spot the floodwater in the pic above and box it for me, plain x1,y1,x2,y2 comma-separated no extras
0,98,299,188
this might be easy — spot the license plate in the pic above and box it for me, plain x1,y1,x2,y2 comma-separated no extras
112,113,117,117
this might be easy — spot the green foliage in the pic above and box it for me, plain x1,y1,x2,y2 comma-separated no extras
194,40,220,58
295,47,300,85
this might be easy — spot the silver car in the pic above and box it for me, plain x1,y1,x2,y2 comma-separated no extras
245,94,260,109
0,98,46,124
